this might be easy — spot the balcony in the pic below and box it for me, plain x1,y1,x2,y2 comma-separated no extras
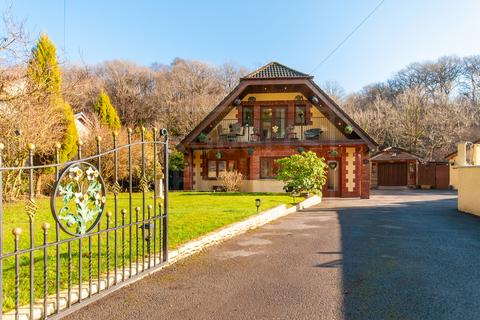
202,117,345,145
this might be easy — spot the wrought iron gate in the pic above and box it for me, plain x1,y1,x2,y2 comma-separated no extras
0,128,169,319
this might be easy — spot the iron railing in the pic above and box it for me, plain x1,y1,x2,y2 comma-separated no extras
209,117,340,143
0,128,169,320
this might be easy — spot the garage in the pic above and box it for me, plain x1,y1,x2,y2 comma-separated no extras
378,162,407,186
370,147,423,189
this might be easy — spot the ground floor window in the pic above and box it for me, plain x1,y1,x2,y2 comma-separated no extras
207,160,237,178
260,157,280,179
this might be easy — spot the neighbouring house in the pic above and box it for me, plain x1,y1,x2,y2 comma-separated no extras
369,147,423,188
177,62,377,198
74,112,94,141
453,141,480,215
445,138,480,189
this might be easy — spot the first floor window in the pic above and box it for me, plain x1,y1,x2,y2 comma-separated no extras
242,106,253,126
295,105,307,125
260,157,279,179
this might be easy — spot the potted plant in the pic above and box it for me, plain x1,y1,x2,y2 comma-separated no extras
344,125,353,134
328,149,339,157
198,133,208,143
215,151,222,159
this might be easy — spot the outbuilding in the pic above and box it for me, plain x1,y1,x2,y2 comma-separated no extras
370,147,422,188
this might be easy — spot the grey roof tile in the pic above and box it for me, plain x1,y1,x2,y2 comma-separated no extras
244,62,310,79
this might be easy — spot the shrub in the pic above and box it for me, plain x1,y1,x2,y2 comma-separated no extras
219,170,244,192
276,151,327,195
93,90,121,130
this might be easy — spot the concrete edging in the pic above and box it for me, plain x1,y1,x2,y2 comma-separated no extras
168,195,321,263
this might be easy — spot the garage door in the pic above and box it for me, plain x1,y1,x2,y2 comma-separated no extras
378,163,407,186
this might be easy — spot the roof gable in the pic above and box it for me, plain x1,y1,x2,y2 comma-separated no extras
370,147,424,161
177,63,378,150
242,62,311,80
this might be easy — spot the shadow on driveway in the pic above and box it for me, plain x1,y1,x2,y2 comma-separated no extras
330,191,480,319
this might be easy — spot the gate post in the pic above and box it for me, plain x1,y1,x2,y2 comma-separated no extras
161,129,169,262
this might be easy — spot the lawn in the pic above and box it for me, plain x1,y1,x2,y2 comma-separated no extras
1,191,301,312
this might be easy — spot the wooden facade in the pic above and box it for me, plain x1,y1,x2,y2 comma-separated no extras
178,62,377,198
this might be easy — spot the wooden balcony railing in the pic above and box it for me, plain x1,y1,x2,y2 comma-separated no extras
207,117,341,143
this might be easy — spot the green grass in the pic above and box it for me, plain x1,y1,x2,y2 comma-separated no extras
1,191,301,312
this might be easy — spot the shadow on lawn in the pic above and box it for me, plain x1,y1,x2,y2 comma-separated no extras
329,195,480,320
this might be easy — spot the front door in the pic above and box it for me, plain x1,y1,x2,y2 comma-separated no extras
260,106,286,140
324,160,341,197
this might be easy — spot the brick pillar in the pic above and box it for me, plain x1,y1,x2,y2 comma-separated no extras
360,149,370,199
250,155,260,179
340,147,348,197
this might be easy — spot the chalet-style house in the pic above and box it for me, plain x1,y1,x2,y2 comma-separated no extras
177,62,377,198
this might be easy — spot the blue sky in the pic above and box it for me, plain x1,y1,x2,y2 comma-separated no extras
4,0,480,92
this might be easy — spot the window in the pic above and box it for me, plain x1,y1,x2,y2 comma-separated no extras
208,160,219,178
295,105,307,125
242,106,253,126
207,160,236,178
260,158,280,179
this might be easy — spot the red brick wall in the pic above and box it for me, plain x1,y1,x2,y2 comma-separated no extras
360,148,370,199
183,144,370,198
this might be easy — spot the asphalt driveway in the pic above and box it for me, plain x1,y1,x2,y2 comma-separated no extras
65,189,480,320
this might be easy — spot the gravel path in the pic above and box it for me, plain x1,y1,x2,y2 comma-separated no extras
65,190,480,320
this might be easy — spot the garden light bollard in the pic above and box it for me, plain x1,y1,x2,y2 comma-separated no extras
255,198,261,213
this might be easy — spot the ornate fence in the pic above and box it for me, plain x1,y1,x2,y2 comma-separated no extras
0,128,169,319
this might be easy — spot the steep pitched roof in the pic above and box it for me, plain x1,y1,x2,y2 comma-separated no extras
178,62,378,150
242,62,312,80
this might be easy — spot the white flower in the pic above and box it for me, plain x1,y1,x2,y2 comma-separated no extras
74,192,82,204
68,166,78,179
69,167,83,181
86,167,99,181
101,196,106,204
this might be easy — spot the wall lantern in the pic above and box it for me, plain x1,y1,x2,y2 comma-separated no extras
255,198,261,213
311,96,319,105
234,98,242,106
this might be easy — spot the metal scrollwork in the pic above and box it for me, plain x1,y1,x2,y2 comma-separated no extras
51,162,106,236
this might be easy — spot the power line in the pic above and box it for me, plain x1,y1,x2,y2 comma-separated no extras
63,0,66,56
310,0,386,74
